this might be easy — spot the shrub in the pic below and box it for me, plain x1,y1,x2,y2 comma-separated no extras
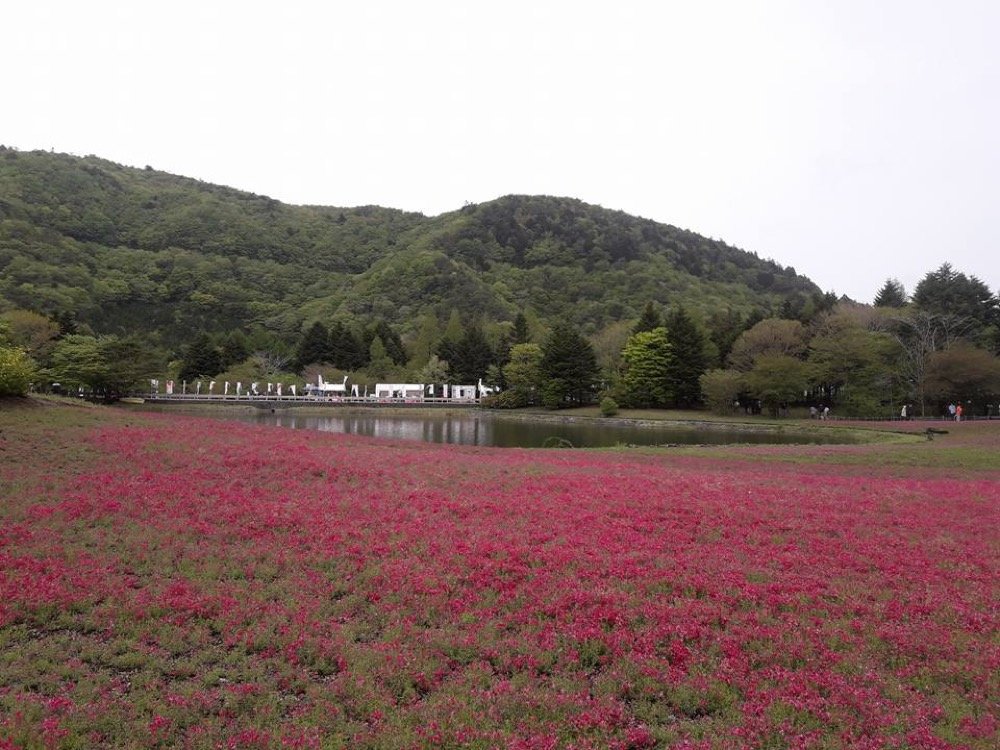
600,396,619,417
0,346,36,396
482,390,527,409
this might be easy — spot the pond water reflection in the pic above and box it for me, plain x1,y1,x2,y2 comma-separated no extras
234,411,859,448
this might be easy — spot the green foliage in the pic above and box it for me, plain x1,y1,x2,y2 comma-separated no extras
49,334,161,399
873,278,907,307
328,321,365,371
663,306,708,407
503,343,544,405
0,150,821,353
620,328,673,408
540,324,599,407
365,320,407,366
416,354,449,384
808,309,900,413
178,332,223,382
294,321,332,370
599,396,619,417
0,345,36,395
745,354,810,416
632,301,663,334
913,263,998,332
728,318,808,371
483,389,527,409
437,324,494,384
923,343,1000,407
0,309,60,362
366,337,394,379
699,369,745,414
511,311,531,344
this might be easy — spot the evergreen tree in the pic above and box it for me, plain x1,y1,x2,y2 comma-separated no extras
179,333,222,382
366,320,407,365
663,306,708,408
540,322,599,407
329,321,365,371
912,263,998,331
220,330,250,368
511,312,531,344
294,321,332,370
874,278,908,308
632,301,663,334
707,308,744,368
438,324,494,383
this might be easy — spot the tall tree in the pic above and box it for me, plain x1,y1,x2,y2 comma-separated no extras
923,343,1000,409
511,312,531,345
407,313,441,369
178,333,222,382
874,278,907,308
366,337,394,379
438,324,494,383
886,310,974,415
503,343,544,405
707,308,744,368
728,318,808,372
220,330,250,369
329,321,365,371
632,301,663,334
366,320,407,365
699,369,745,414
294,321,332,370
540,322,599,407
808,312,899,415
745,354,809,417
0,310,60,363
620,327,673,408
912,263,998,333
663,306,708,407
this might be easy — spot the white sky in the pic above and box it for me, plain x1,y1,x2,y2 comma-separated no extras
4,0,997,303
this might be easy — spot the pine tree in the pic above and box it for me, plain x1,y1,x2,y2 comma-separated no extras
366,320,407,365
632,301,663,334
294,321,332,370
438,324,494,383
220,330,250,368
873,278,908,308
540,322,599,407
329,322,365,371
511,312,531,344
178,333,222,382
663,306,708,408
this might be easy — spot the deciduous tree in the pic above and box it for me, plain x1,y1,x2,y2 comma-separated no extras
620,328,673,408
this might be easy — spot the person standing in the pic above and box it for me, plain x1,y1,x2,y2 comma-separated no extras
956,403,963,422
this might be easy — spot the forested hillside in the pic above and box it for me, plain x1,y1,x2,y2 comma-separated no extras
0,148,820,346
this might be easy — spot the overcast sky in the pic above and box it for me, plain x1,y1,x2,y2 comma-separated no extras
4,1,997,303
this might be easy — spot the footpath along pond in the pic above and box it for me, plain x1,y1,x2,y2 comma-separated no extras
216,409,870,448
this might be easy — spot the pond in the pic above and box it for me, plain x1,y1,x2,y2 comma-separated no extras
225,410,861,448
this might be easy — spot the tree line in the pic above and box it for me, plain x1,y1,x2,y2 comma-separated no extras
3,263,997,418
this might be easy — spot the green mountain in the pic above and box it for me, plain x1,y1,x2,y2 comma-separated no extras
0,147,822,345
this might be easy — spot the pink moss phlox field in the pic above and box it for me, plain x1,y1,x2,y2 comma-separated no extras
0,414,997,748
